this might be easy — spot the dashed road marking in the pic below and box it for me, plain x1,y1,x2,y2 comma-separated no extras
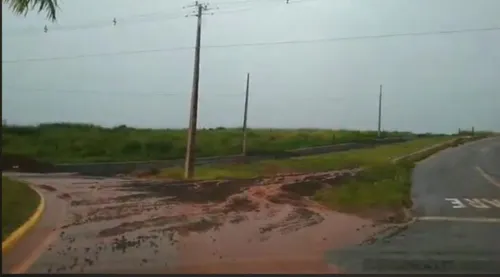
417,216,500,223
475,166,500,189
444,198,500,209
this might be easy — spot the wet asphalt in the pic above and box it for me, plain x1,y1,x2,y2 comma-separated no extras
326,136,500,273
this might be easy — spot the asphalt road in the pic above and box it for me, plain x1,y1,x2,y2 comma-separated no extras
326,136,500,273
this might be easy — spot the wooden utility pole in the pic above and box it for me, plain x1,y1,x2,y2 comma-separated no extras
184,2,206,179
377,84,383,138
242,73,250,155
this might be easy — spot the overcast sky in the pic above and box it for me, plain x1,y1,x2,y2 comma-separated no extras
2,0,499,133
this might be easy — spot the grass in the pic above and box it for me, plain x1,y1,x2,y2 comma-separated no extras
313,135,486,214
159,136,455,179
2,123,416,163
161,135,490,218
1,177,40,241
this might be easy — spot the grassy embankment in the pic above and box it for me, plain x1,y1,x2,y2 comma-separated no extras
1,177,40,241
313,136,484,214
160,135,488,215
159,136,454,179
2,123,413,163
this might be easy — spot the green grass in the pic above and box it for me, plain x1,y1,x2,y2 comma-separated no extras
313,136,485,214
2,123,416,163
2,177,40,241
159,136,454,180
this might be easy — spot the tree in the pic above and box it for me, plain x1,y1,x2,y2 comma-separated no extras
3,0,59,22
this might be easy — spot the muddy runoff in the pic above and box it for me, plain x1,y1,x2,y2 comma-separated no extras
27,169,382,273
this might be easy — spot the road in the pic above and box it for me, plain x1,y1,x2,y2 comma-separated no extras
2,170,379,274
326,136,500,273
3,136,499,273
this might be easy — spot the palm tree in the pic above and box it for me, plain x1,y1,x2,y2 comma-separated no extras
3,0,59,22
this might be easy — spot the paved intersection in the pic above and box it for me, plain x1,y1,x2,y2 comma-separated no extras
326,136,500,273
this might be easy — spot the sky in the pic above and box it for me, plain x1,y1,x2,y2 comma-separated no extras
2,0,500,133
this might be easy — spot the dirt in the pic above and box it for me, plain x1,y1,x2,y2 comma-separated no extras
117,179,258,204
98,215,190,238
39,184,58,192
57,193,72,200
222,196,260,213
13,169,381,274
259,207,325,235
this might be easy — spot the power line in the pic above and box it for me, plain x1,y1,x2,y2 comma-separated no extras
2,0,311,37
1,86,244,97
2,10,189,36
5,86,495,99
3,26,499,64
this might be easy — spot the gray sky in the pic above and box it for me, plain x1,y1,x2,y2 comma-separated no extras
2,0,500,133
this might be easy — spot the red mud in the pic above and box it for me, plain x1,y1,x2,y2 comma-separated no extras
38,184,57,192
11,169,382,274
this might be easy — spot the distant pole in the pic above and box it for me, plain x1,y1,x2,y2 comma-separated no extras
377,84,383,138
242,73,250,156
184,2,205,179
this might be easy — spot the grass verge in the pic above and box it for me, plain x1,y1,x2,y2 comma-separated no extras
159,136,455,179
2,177,40,241
313,135,488,219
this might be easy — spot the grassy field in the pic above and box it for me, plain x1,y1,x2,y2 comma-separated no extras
2,123,414,163
159,136,454,179
2,177,40,241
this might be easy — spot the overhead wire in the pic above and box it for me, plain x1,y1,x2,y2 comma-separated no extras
1,86,244,97
3,85,495,100
2,10,188,36
2,0,300,36
3,26,500,64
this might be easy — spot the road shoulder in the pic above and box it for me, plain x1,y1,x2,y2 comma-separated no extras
2,177,67,274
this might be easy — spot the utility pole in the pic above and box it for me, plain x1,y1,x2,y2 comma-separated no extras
242,73,250,156
377,84,383,138
184,1,209,179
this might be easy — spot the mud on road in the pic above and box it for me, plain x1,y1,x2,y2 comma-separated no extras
15,170,383,273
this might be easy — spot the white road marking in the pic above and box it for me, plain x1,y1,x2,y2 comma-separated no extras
444,198,500,209
444,198,466,208
417,216,500,223
475,166,500,189
482,199,500,208
464,198,490,209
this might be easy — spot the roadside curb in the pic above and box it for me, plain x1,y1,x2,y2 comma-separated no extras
361,138,468,245
361,212,417,246
364,135,491,244
391,137,460,164
2,185,45,255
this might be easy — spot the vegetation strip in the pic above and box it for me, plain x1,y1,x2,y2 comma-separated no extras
2,177,45,254
156,136,487,222
159,137,454,180
2,123,418,163
313,135,488,221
